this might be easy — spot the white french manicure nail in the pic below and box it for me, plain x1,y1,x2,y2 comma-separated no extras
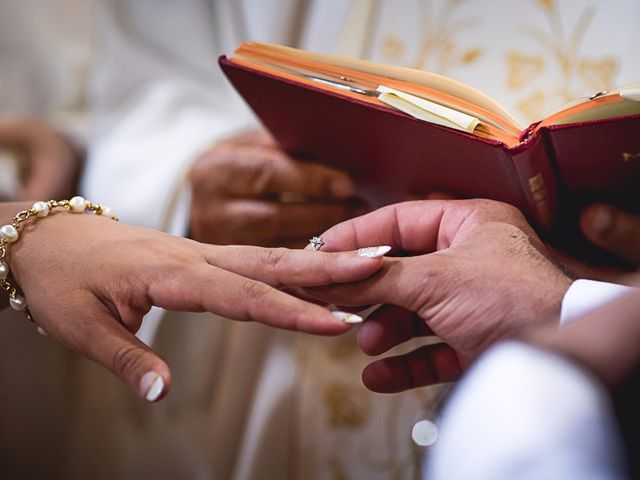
332,311,364,324
357,245,392,258
140,371,165,402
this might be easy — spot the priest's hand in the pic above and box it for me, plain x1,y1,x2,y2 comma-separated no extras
304,199,572,392
580,203,640,265
0,116,81,200
188,129,364,247
1,202,385,401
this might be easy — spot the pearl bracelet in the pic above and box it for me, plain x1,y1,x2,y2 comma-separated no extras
0,197,118,326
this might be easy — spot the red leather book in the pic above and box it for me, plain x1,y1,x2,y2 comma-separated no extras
219,44,640,250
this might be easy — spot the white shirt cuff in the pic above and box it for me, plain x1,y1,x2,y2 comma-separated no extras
560,279,636,326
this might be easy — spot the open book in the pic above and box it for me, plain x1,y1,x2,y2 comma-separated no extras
220,42,640,247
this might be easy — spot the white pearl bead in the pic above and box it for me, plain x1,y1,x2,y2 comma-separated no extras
0,224,19,243
102,206,117,219
9,294,27,311
32,201,50,217
69,196,87,213
0,261,9,280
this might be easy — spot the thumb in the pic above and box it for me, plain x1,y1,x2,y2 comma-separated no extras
40,297,172,402
304,255,435,314
100,323,172,402
581,204,640,262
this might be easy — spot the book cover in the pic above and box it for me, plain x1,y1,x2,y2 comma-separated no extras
218,43,640,255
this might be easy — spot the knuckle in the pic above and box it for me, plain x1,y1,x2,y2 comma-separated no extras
497,202,525,221
260,247,289,273
189,155,215,186
240,280,273,303
189,146,236,189
242,153,275,195
196,146,282,196
132,238,196,281
112,343,144,380
469,199,526,225
305,165,342,195
142,237,189,264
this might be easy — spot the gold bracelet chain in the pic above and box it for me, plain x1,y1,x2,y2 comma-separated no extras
0,197,117,324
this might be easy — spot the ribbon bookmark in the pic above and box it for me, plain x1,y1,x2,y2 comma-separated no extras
377,85,480,133
619,84,640,101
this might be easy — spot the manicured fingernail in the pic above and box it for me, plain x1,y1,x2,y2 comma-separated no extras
36,326,48,336
357,245,392,258
330,177,355,197
332,311,364,324
590,206,614,233
140,371,165,402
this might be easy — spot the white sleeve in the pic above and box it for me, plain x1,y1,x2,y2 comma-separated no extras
560,279,637,326
81,0,259,345
426,341,627,480
81,0,256,235
80,0,307,345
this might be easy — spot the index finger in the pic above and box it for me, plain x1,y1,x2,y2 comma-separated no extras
202,244,388,288
149,263,360,335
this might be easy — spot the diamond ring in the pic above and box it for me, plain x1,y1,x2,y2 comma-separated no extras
309,236,325,251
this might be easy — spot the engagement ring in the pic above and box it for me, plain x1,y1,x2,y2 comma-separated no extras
309,236,325,251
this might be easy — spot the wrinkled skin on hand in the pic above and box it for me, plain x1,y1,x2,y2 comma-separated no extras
189,130,365,247
427,192,640,282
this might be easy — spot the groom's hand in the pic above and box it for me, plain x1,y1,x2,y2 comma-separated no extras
527,288,640,389
304,199,573,392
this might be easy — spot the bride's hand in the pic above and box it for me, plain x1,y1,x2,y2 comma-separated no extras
1,202,385,401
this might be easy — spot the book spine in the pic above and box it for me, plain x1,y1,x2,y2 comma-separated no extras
542,114,640,213
509,129,559,230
